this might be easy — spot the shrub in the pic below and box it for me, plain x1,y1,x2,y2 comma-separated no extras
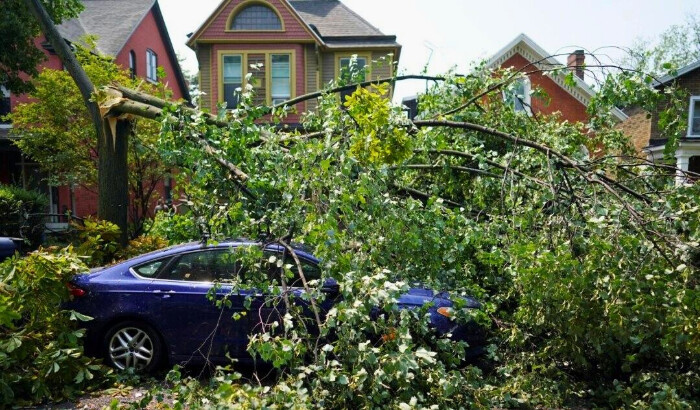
0,184,48,248
147,211,199,245
71,217,121,267
0,248,110,405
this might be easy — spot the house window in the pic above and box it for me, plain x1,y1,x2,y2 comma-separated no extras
129,50,136,79
231,5,282,30
339,56,368,101
0,85,10,126
222,54,243,108
504,78,531,113
146,49,158,82
270,54,291,105
688,96,700,137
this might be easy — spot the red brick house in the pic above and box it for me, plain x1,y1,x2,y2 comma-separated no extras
0,0,190,226
485,33,626,123
620,59,700,182
187,0,401,123
404,33,626,125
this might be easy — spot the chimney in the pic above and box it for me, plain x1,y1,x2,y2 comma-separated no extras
567,50,585,80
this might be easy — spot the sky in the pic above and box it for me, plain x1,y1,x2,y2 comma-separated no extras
158,0,699,100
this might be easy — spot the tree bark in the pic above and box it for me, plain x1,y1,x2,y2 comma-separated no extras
24,0,130,243
100,119,130,245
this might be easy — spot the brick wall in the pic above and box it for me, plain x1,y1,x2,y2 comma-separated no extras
499,53,588,123
616,106,652,154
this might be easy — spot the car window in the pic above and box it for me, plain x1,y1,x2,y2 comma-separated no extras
158,250,241,282
132,257,171,278
262,251,322,286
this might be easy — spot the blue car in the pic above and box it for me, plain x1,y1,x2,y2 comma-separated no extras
65,240,485,372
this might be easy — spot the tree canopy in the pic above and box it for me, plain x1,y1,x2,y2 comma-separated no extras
94,57,699,407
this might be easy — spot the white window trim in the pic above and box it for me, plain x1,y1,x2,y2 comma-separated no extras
504,77,532,115
146,49,158,83
687,95,700,138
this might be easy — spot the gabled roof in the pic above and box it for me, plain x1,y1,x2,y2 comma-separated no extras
55,0,190,102
487,33,627,121
58,0,155,57
187,0,399,50
654,58,700,87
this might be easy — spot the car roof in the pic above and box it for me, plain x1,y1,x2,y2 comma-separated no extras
120,239,319,267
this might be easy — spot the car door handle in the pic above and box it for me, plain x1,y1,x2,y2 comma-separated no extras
152,289,176,294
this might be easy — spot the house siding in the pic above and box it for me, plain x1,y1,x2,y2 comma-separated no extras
198,45,212,110
305,44,318,112
649,68,700,142
197,0,315,43
499,53,588,124
117,9,187,100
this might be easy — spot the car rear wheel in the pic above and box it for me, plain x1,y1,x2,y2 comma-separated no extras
103,321,163,373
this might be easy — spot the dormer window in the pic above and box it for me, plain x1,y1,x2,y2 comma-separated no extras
231,4,282,31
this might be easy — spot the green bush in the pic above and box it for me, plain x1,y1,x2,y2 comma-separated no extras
0,184,48,248
147,211,199,245
71,217,122,267
0,248,110,405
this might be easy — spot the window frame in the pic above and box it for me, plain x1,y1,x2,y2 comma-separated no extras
221,53,243,109
156,250,243,283
130,257,173,279
226,2,285,32
128,50,137,79
503,77,532,115
336,54,371,83
146,49,158,83
270,53,291,105
216,50,296,109
687,96,700,138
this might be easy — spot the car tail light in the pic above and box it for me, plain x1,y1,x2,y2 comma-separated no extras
66,282,87,297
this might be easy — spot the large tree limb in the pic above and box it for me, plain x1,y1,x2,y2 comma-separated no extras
104,98,256,200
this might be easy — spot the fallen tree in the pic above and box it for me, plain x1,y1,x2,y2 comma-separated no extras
94,61,699,407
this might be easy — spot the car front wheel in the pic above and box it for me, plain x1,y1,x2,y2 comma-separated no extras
103,321,162,373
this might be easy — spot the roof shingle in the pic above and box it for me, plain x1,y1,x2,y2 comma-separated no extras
289,0,384,38
57,0,155,57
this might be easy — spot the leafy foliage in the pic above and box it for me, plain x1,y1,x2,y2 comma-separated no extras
0,184,49,248
141,51,700,408
0,248,109,405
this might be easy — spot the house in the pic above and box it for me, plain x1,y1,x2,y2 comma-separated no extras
186,0,401,123
404,33,627,125
0,0,190,225
620,59,700,182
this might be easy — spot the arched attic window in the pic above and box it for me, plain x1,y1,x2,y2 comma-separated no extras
230,4,282,30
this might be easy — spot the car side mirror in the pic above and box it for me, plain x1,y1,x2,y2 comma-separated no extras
321,278,340,295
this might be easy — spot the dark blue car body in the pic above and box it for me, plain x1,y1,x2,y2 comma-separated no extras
65,241,485,371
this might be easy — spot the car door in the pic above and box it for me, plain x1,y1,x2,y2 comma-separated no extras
149,249,250,363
